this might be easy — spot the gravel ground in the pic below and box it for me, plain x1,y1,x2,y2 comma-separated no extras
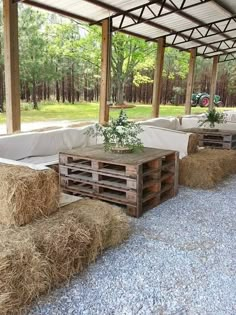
29,176,236,315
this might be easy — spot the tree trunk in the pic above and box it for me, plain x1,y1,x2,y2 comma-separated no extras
56,80,60,102
61,77,65,103
84,74,87,101
71,64,75,104
67,73,71,103
47,83,50,100
116,80,124,105
32,81,38,109
43,81,47,100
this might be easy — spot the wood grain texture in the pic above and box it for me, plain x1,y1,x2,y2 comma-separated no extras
59,145,179,217
3,0,21,133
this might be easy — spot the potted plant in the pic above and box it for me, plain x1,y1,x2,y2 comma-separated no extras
199,108,226,130
86,110,143,153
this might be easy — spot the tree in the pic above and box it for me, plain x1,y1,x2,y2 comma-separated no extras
18,7,50,108
112,32,155,105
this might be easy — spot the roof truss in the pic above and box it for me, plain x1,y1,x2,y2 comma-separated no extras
158,16,236,46
16,0,236,62
197,38,236,56
98,0,211,31
219,53,236,62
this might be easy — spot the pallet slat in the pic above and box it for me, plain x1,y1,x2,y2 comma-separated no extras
59,146,179,218
186,129,236,150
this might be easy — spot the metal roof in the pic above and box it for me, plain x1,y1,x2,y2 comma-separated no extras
18,0,236,61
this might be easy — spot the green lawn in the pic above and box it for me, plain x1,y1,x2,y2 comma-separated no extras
0,102,233,124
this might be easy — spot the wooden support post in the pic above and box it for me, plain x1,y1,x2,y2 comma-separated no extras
185,48,196,115
209,55,219,110
3,0,21,133
99,18,112,125
152,38,165,117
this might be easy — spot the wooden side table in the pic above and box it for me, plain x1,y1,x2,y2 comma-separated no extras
183,128,236,149
59,145,179,218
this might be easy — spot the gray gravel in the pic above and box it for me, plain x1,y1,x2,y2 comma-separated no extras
29,176,236,315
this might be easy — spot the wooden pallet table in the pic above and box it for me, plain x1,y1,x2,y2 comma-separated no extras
59,145,179,218
183,128,236,150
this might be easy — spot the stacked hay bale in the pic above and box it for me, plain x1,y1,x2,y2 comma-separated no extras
180,149,236,188
0,164,129,315
0,164,59,226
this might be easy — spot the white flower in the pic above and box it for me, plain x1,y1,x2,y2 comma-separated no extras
116,126,125,134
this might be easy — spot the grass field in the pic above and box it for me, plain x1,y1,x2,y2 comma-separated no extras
0,102,233,124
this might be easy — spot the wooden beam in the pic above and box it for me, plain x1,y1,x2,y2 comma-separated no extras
185,48,196,115
3,0,21,133
209,55,219,109
99,18,112,124
152,38,165,117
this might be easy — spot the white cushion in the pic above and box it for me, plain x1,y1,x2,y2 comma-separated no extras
139,117,180,130
0,125,96,160
139,125,192,158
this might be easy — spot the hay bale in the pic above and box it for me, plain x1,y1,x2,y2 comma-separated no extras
30,210,92,285
0,199,129,314
180,149,236,188
0,227,51,315
62,199,130,264
31,199,129,283
0,164,59,226
187,133,199,154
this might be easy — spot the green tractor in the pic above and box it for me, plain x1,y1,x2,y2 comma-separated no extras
191,92,223,107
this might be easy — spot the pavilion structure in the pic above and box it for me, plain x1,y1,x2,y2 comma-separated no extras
3,0,236,133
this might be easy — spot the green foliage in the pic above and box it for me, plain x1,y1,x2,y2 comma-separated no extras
199,108,226,128
163,48,189,80
86,110,143,152
112,33,155,104
20,103,33,111
18,8,50,85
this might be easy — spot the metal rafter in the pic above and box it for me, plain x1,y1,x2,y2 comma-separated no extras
219,53,236,62
187,36,236,51
145,0,232,53
108,0,211,31
150,16,236,44
17,0,156,41
86,0,215,50
197,38,236,56
86,0,214,50
207,47,236,56
15,0,236,61
148,0,232,42
87,0,174,34
16,0,95,23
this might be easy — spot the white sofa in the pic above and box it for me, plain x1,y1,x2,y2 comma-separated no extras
139,117,180,130
139,126,193,158
0,123,195,166
3,110,236,165
178,112,236,131
0,125,97,166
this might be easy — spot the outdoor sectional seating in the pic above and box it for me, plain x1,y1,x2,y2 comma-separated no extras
0,121,195,165
0,112,235,167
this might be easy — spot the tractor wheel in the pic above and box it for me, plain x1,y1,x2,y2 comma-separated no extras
200,97,210,107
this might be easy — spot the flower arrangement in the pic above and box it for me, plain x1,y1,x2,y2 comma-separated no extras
199,108,226,128
86,110,143,153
